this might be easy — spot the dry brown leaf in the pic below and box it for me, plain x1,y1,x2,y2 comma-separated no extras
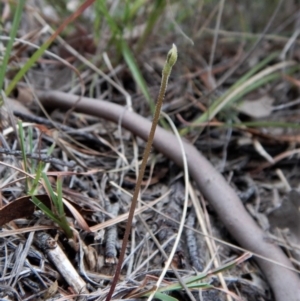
0,194,90,228
62,197,91,232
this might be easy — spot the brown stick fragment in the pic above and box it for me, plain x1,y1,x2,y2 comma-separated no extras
35,232,87,296
37,90,300,301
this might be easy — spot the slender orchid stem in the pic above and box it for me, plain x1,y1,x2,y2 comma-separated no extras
105,44,178,301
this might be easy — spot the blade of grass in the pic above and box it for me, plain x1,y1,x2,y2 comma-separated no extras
135,0,167,53
56,176,64,217
121,40,154,109
31,194,73,238
151,292,178,301
42,172,58,211
180,51,280,135
27,126,35,171
203,61,298,122
29,161,44,195
41,173,73,238
32,178,73,238
31,195,62,225
127,0,147,19
5,0,96,97
233,121,300,128
222,51,279,97
18,120,29,191
180,61,299,135
155,283,213,294
0,0,26,106
154,253,251,295
98,1,155,109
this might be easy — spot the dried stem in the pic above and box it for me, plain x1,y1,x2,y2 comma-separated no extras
105,44,178,301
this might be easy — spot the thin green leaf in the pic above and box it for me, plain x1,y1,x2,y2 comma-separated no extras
136,0,167,53
151,292,178,301
97,1,120,36
180,62,300,135
121,40,154,109
31,195,73,238
28,126,35,171
233,121,300,128
224,51,279,96
156,281,211,293
31,195,61,225
5,39,52,96
17,121,29,190
0,0,26,105
5,0,96,97
97,2,154,109
60,219,73,238
42,172,58,210
29,161,43,195
180,52,280,135
127,0,147,19
56,176,64,216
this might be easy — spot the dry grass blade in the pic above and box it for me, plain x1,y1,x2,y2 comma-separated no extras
146,111,192,301
62,197,91,232
90,188,170,232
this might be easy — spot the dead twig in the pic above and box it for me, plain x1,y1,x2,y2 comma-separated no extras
35,232,87,295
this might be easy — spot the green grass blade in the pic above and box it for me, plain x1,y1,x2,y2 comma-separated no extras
5,38,52,96
180,52,280,135
127,0,147,19
5,0,96,97
29,161,44,195
42,172,58,211
233,121,300,128
18,121,27,171
17,120,29,190
28,126,35,171
203,64,299,122
224,51,279,96
56,176,64,217
31,195,61,225
121,40,154,109
46,141,56,156
97,1,154,109
151,292,178,301
0,0,26,105
155,281,212,294
206,52,279,117
136,0,167,53
97,0,120,36
180,62,299,135
41,173,72,238
31,194,72,238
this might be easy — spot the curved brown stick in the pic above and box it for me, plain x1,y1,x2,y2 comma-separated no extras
37,90,300,301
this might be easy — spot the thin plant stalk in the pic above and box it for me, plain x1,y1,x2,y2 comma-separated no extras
105,44,178,301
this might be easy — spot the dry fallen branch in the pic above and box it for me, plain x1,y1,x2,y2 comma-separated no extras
37,90,300,301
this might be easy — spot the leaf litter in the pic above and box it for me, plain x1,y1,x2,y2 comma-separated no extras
1,1,300,301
